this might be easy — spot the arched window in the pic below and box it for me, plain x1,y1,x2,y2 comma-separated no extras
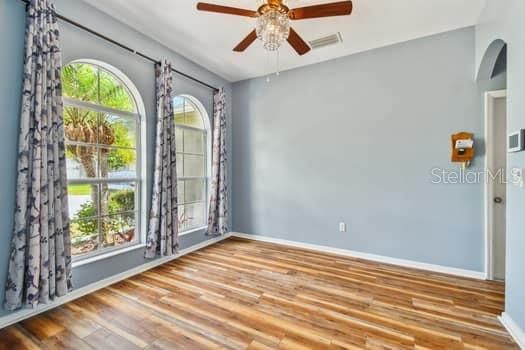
174,95,211,233
62,61,143,258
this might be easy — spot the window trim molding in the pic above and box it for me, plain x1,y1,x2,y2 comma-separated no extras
72,243,146,268
176,94,212,234
64,59,148,262
63,97,140,119
179,226,208,237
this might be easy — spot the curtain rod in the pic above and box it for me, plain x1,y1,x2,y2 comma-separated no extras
19,0,220,92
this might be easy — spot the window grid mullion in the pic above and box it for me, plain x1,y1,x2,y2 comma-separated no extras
99,210,136,218
96,103,102,251
175,124,206,133
69,210,136,223
176,151,205,157
179,200,206,206
65,140,137,151
63,98,140,119
178,176,207,181
96,183,102,252
68,178,138,184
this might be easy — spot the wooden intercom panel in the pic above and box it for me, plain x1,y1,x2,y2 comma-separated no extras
451,132,475,165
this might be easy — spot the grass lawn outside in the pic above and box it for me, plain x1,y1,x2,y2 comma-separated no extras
68,183,91,195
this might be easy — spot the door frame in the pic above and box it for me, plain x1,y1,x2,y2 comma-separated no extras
484,89,507,280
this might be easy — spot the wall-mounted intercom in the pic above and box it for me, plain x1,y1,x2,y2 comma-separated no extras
508,129,525,153
451,132,475,167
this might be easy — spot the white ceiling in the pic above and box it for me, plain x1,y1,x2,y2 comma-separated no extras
83,0,487,82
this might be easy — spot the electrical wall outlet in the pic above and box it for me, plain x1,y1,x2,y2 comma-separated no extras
339,222,347,232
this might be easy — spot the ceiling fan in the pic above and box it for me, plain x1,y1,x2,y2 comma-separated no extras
196,0,353,55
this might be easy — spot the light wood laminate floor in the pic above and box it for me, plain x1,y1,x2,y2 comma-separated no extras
0,237,518,349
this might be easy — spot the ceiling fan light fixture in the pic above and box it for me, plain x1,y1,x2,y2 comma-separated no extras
196,0,353,55
256,9,290,51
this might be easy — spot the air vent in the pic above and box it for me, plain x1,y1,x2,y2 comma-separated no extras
308,32,343,50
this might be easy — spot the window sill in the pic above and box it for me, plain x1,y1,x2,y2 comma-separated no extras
72,227,207,268
72,243,146,268
179,226,208,236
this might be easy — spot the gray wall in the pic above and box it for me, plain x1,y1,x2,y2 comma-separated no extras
233,27,496,272
477,0,525,332
0,0,232,317
0,0,27,318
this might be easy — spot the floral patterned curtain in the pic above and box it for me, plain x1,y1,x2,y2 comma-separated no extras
4,0,72,311
145,60,179,258
208,88,228,235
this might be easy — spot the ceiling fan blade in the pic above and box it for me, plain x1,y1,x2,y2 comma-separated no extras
287,28,311,55
196,3,258,17
233,30,258,52
288,1,353,20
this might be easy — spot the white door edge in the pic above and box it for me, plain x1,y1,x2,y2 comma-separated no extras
484,89,507,280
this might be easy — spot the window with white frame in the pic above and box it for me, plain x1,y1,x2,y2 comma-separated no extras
174,96,210,233
62,62,142,258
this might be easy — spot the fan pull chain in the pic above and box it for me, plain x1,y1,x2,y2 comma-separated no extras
266,50,281,83
266,49,271,83
276,49,281,77
266,49,282,83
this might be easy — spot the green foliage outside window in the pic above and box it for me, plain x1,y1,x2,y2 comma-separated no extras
71,189,135,239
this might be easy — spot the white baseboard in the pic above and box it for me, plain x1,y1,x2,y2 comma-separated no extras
500,312,525,349
0,233,231,330
231,232,486,280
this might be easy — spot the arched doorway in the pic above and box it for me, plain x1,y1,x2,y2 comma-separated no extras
478,39,507,82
